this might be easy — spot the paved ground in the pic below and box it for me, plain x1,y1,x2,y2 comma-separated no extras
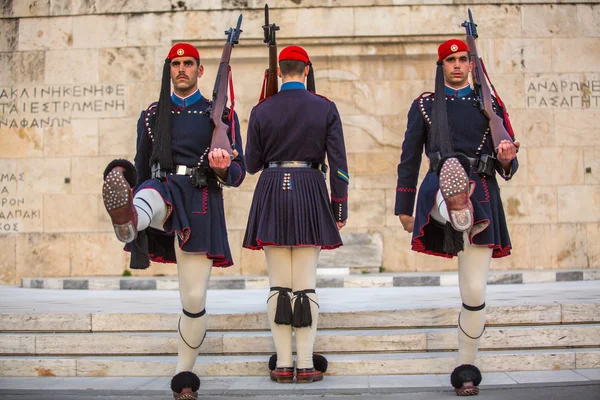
1,281,599,315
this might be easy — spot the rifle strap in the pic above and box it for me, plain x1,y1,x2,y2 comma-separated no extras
480,59,515,139
259,70,268,102
228,65,236,145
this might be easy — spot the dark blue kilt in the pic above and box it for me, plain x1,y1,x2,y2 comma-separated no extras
243,168,342,250
126,175,233,267
412,171,511,258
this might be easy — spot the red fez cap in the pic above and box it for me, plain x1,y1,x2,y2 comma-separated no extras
278,46,310,64
167,43,200,61
437,39,469,61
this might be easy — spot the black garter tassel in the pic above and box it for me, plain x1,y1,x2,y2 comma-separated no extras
442,222,464,254
272,287,292,325
292,289,315,328
129,230,150,270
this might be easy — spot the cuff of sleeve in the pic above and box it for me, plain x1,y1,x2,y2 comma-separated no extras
395,188,417,216
331,197,348,222
497,159,515,181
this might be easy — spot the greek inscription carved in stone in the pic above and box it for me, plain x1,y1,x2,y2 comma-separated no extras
526,78,600,109
0,172,41,233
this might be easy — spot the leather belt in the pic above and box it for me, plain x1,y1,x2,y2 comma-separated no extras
264,161,328,174
428,152,496,177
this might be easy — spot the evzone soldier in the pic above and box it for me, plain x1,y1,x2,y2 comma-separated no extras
101,43,245,399
395,39,519,396
243,46,349,383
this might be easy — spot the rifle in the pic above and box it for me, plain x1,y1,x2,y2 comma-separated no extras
207,14,243,157
261,4,280,100
462,9,514,151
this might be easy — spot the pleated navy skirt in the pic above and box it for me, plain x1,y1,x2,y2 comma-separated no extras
243,168,342,250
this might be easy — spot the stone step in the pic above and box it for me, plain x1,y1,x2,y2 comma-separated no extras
20,268,600,290
1,348,598,377
2,303,598,332
2,324,599,356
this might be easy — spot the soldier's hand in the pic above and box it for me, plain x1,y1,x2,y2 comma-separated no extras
399,214,414,233
497,140,520,168
209,148,233,170
337,220,347,230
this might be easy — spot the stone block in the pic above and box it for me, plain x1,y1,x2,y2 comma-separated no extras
393,276,439,286
70,233,128,276
71,156,116,194
183,10,263,41
521,5,578,38
7,1,50,17
209,279,244,290
487,305,562,326
353,55,433,83
15,157,71,196
354,7,409,36
45,119,99,157
576,351,600,369
318,232,382,268
120,279,157,290
508,109,554,147
100,47,155,83
556,271,583,281
16,233,71,281
583,147,600,185
587,224,600,268
344,276,392,288
414,251,456,272
293,8,355,38
98,117,137,157
29,279,43,288
63,279,88,290
555,110,600,147
127,12,186,46
529,224,588,269
348,151,399,176
478,351,575,372
316,277,344,288
577,5,600,37
490,224,530,270
492,74,526,109
88,279,120,290
45,49,99,84
92,313,176,332
0,313,91,332
500,186,557,225
558,186,600,223
347,189,385,229
562,304,600,324
0,358,76,377
17,16,72,51
240,247,267,276
222,190,253,231
0,19,18,52
522,271,556,284
127,81,161,119
0,235,16,284
44,194,98,233
480,39,553,74
0,51,45,85
72,15,127,49
528,147,583,186
552,39,600,73
488,273,522,285
0,334,35,354
0,128,43,158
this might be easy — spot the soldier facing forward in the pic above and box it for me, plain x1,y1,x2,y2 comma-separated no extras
395,39,519,396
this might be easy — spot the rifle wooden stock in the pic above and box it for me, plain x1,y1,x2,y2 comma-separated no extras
466,35,512,149
265,45,278,98
210,43,234,156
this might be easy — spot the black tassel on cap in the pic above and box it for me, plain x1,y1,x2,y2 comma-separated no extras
306,62,316,93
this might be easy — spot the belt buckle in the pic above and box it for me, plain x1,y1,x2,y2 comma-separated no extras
176,165,187,175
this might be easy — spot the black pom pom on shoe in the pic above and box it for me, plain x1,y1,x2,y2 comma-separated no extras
171,371,200,393
103,159,137,188
313,354,328,373
450,364,482,389
268,354,277,371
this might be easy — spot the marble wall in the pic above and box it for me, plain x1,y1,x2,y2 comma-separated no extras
0,1,599,283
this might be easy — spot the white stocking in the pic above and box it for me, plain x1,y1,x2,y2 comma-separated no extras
291,246,320,370
264,247,294,368
174,243,213,373
456,243,492,366
133,188,168,231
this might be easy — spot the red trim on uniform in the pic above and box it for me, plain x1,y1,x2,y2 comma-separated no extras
331,195,348,202
396,188,417,193
311,92,331,102
192,186,208,215
231,162,243,186
245,239,343,251
480,176,490,203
